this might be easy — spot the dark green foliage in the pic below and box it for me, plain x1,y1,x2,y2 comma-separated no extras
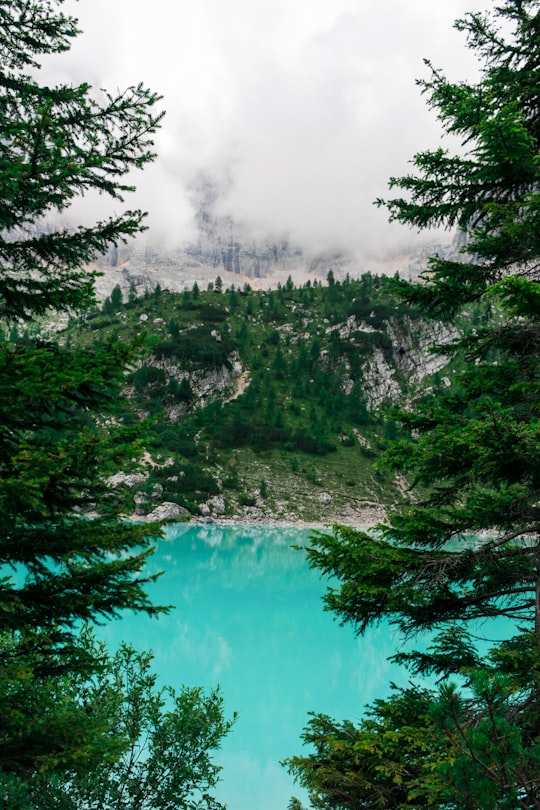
202,391,338,456
287,656,540,809
63,255,429,512
0,337,167,776
153,325,235,369
197,304,228,323
348,382,369,425
1,630,234,810
88,272,420,474
289,3,540,807
228,288,239,310
110,284,123,310
150,423,199,456
150,461,219,511
305,0,540,642
304,518,540,636
0,339,163,633
174,376,195,402
376,4,540,318
132,364,167,392
0,0,167,780
286,687,444,810
0,1,163,321
292,427,336,456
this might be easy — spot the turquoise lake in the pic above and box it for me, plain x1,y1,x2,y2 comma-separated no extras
98,522,427,809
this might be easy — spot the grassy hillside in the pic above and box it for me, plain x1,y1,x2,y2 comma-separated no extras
51,273,461,523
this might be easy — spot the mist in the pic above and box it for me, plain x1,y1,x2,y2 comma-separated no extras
43,0,490,265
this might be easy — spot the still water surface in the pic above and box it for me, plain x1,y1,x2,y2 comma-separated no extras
99,523,418,810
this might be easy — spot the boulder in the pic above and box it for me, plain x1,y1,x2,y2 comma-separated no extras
107,471,147,488
208,495,226,515
133,491,148,516
146,502,190,521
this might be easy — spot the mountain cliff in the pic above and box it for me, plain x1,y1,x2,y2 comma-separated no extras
60,272,469,526
89,174,462,301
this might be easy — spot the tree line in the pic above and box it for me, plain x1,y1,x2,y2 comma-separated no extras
0,2,232,808
287,1,540,807
3,0,540,808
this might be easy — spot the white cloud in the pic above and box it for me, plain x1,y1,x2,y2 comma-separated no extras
45,0,491,260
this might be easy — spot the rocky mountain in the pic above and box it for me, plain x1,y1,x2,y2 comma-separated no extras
64,272,466,526
90,174,462,301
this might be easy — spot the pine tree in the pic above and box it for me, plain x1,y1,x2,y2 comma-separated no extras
375,0,540,316
335,0,540,638
110,284,123,310
0,0,166,775
0,1,163,320
309,0,540,658
292,2,540,806
287,639,540,809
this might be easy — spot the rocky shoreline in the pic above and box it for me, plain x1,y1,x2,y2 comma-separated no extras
104,471,386,531
136,499,384,531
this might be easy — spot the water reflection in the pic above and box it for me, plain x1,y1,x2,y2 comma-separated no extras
99,523,415,810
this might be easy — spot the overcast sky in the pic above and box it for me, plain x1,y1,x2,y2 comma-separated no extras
46,0,491,262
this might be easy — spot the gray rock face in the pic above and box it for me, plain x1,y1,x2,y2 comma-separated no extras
140,354,245,418
92,173,459,302
60,171,464,306
145,502,190,521
107,471,147,488
133,491,148,516
326,315,457,409
207,495,226,516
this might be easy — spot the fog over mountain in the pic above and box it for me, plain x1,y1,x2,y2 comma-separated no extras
91,171,465,299
41,0,490,288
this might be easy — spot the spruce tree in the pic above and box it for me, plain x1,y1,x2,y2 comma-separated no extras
291,2,540,806
0,1,163,319
311,0,540,641
308,0,540,656
0,0,166,774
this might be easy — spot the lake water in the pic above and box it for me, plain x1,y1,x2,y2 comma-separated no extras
98,523,426,810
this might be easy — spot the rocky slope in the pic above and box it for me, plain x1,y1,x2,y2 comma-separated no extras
67,275,465,528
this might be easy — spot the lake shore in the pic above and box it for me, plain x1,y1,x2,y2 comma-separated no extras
123,498,387,531
188,504,386,532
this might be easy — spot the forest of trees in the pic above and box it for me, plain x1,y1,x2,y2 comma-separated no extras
287,1,540,807
0,2,232,808
2,0,540,808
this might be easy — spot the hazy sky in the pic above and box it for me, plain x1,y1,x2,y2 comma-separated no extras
46,0,491,261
